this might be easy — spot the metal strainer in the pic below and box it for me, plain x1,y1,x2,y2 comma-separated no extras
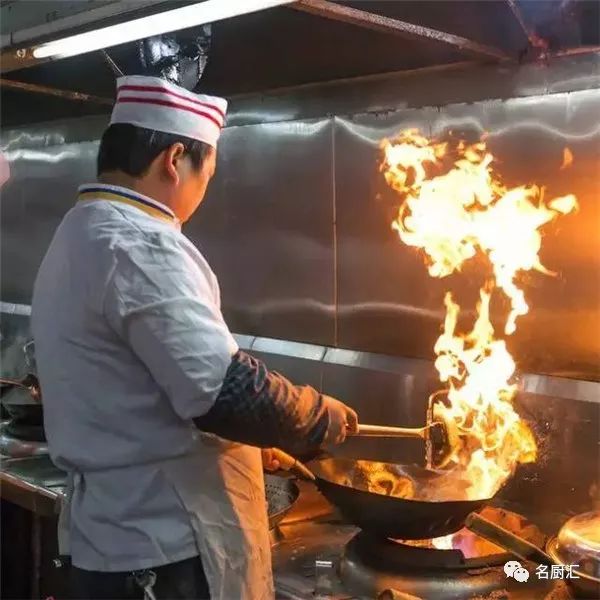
265,474,300,530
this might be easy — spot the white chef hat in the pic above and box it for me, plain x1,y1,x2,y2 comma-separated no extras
110,75,227,148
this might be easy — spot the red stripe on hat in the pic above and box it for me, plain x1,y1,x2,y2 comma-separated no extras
117,85,226,120
117,96,223,130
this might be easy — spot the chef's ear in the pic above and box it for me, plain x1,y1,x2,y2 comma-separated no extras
163,143,186,185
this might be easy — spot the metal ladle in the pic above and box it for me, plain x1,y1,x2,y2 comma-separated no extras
349,420,457,469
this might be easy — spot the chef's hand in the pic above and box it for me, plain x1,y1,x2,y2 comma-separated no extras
262,448,282,472
262,448,300,472
322,395,358,446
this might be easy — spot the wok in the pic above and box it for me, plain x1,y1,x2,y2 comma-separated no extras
275,452,493,540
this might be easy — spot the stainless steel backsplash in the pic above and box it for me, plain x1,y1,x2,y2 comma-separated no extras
2,55,599,380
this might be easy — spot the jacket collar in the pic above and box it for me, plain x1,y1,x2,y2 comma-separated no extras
78,183,178,225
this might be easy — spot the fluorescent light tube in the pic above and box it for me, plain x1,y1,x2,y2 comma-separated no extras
33,0,293,59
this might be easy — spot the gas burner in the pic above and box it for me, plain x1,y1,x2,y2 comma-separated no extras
271,487,564,600
339,507,547,599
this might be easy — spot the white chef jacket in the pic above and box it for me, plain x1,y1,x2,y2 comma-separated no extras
31,184,274,599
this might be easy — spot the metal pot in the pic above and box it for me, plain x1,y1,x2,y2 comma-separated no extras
547,511,600,598
466,510,600,598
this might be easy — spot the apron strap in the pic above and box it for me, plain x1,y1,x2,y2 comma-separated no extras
133,570,157,600
58,471,83,555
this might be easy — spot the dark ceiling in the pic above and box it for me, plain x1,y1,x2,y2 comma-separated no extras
1,0,598,127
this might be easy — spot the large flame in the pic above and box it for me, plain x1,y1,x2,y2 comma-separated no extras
432,290,537,498
381,129,577,499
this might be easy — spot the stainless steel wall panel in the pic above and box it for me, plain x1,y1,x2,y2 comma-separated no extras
334,90,600,380
521,373,600,403
249,351,324,392
0,302,31,316
0,116,108,309
483,91,600,378
226,54,599,129
321,358,437,425
0,115,108,149
231,334,255,351
185,119,336,346
0,141,98,303
334,109,448,362
323,346,433,378
321,357,438,464
499,392,600,530
547,53,600,95
430,100,489,139
0,66,598,381
251,337,326,361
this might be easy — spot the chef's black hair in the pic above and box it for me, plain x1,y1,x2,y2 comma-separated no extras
97,123,212,177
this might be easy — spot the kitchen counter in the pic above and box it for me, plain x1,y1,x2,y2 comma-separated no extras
0,455,64,517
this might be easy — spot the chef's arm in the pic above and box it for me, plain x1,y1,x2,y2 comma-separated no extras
194,350,331,455
103,233,356,454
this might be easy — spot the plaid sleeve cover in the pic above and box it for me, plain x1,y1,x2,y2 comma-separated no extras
193,350,329,454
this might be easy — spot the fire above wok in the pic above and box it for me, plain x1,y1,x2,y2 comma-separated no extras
309,458,497,539
313,457,474,502
381,130,578,499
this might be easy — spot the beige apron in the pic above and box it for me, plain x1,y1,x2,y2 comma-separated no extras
58,436,274,600
162,435,274,600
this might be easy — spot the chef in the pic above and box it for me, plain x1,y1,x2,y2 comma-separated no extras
31,75,358,600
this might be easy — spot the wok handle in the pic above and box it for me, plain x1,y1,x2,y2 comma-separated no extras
270,449,316,482
350,424,427,439
465,513,554,566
